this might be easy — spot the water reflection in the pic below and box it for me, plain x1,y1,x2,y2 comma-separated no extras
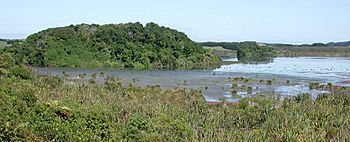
237,56,274,64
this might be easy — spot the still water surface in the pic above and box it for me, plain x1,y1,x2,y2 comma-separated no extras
36,57,350,102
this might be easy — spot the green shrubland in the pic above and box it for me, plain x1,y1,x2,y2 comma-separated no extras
0,53,349,141
4,22,221,69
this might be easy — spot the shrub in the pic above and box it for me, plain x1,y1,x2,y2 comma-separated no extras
9,66,32,79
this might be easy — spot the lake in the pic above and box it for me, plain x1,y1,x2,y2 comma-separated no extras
35,57,350,103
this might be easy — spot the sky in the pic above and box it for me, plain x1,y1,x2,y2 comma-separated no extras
0,0,349,44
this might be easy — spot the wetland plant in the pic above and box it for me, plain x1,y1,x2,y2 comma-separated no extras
88,79,96,84
247,86,253,94
327,82,333,90
231,90,241,98
309,82,320,90
233,77,245,82
232,83,238,89
259,79,264,83
63,73,69,78
266,80,273,85
91,73,97,79
78,73,85,79
99,71,105,77
183,80,189,85
218,97,227,103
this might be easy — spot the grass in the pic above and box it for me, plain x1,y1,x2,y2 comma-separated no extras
0,67,350,141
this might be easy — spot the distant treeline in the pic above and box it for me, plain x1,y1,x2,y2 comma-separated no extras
3,22,221,69
273,46,350,57
200,41,276,58
0,38,23,45
266,41,350,47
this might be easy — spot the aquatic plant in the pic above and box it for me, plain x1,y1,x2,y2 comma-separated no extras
78,73,85,79
88,79,96,84
309,82,320,90
266,80,273,85
231,83,238,89
327,82,333,90
99,71,105,77
231,90,241,98
91,73,97,79
286,80,290,84
247,86,253,94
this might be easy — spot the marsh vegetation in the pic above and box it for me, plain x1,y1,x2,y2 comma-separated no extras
1,65,349,141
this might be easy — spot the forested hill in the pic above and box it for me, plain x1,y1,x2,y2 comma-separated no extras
5,22,221,69
200,41,276,58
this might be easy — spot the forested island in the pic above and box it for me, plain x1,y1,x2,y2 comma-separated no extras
4,22,221,69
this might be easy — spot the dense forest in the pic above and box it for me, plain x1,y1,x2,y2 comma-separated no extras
4,22,221,69
201,41,276,59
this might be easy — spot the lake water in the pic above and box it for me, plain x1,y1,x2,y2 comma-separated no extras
215,57,350,86
35,57,350,102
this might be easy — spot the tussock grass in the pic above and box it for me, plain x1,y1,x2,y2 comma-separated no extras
0,71,349,141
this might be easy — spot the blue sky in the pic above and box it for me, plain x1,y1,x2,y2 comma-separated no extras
1,0,349,44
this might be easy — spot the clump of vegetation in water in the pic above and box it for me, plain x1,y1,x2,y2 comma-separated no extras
309,82,320,90
232,83,238,89
91,73,97,79
78,73,85,79
99,71,105,77
266,80,273,85
247,86,253,94
231,90,241,98
286,80,290,84
259,79,265,83
233,77,245,82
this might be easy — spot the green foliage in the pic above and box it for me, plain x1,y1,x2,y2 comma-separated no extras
201,41,276,61
6,22,221,69
0,53,15,69
9,66,32,79
0,67,349,141
237,42,276,59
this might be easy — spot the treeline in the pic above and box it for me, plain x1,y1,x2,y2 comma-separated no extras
274,46,350,57
266,40,350,47
4,22,221,69
201,41,276,58
0,38,23,45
